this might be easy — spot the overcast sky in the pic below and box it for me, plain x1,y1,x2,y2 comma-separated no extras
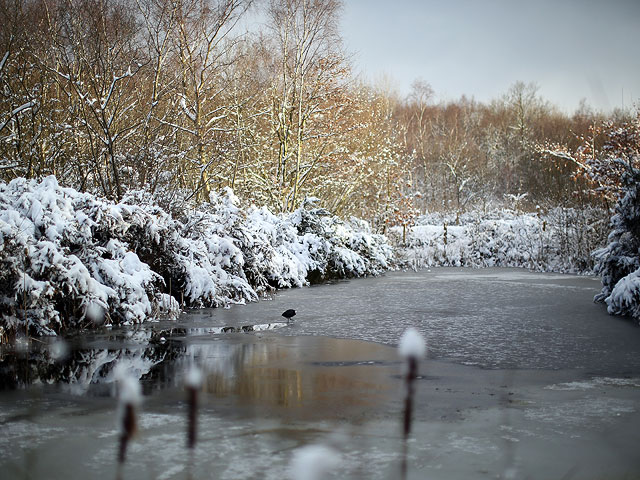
340,0,640,113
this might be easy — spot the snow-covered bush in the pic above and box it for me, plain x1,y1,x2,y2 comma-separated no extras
393,207,608,274
0,177,396,337
593,166,640,321
242,206,317,290
289,201,393,280
0,177,170,335
122,188,258,308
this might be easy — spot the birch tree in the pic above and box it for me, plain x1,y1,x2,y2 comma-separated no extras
171,0,250,202
264,0,350,212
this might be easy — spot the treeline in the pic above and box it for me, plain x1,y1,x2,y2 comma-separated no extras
0,0,634,230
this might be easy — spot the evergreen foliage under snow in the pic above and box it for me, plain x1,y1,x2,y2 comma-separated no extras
593,166,640,321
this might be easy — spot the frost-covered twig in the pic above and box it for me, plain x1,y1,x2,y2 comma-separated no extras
0,100,37,133
0,51,8,74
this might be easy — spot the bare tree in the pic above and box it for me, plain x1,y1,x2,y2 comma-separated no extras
133,0,180,193
404,78,434,212
263,0,350,212
43,0,144,200
171,0,251,202
0,0,57,180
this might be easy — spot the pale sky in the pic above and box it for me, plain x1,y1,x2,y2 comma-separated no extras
341,0,640,113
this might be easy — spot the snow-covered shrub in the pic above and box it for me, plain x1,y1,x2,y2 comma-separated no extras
289,201,394,280
239,201,395,289
394,207,608,274
123,189,258,308
593,166,640,321
0,177,396,336
243,206,319,290
0,177,173,335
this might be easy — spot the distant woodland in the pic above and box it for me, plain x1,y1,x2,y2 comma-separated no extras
1,0,637,230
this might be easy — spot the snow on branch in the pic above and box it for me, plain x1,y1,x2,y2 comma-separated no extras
180,96,197,123
0,101,37,133
101,65,138,111
0,51,9,74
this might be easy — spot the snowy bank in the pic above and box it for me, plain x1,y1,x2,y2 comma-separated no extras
392,205,640,323
0,177,394,336
391,208,609,275
2,175,635,337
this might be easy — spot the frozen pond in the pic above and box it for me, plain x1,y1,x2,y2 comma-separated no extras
190,267,640,372
2,267,640,479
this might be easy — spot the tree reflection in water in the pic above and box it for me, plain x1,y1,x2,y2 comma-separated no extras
0,326,394,422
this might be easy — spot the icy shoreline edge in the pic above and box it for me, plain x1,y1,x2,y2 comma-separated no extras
1,175,637,337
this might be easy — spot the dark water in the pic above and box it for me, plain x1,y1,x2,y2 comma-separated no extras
188,267,640,372
2,268,640,480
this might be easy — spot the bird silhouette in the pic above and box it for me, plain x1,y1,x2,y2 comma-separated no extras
282,309,296,322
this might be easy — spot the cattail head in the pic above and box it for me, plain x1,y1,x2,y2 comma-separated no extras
289,444,341,480
398,327,426,360
118,375,142,408
85,300,106,325
185,365,203,390
48,338,69,362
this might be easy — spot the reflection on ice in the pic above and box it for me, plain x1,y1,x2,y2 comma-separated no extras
0,331,404,479
0,321,292,394
0,330,164,394
198,337,395,413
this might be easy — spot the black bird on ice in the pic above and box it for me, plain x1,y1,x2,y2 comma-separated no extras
282,309,296,322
